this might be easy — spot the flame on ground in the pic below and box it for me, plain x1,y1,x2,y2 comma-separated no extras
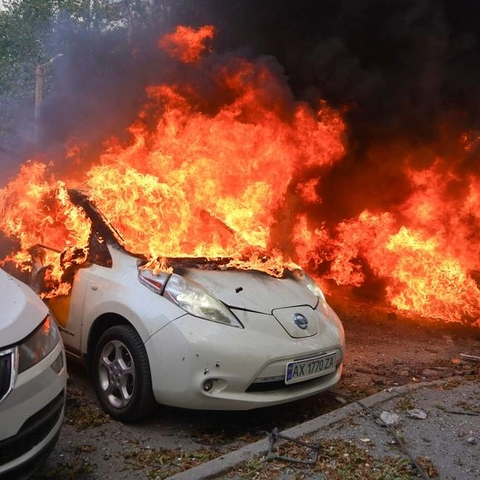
1,25,480,326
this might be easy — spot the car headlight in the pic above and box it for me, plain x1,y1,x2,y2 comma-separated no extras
293,269,326,302
138,267,170,294
18,315,60,373
164,274,243,328
293,269,344,336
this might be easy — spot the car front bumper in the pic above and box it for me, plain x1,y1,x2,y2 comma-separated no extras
0,340,67,478
145,309,344,410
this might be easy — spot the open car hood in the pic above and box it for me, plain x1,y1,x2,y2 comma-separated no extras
178,267,318,313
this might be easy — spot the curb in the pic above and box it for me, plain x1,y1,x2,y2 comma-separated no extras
167,384,419,480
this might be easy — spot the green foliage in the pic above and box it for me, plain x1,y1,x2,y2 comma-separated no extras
0,0,174,153
0,0,55,92
0,0,74,149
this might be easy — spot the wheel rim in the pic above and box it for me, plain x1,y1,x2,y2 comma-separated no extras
98,339,135,409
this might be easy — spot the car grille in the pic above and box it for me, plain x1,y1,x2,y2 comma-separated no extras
0,350,14,403
0,390,64,466
246,370,337,393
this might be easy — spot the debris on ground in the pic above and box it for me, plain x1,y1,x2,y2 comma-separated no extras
407,409,428,420
265,428,320,465
460,353,480,362
379,411,400,426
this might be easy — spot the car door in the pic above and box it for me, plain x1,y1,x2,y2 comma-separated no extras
42,233,113,357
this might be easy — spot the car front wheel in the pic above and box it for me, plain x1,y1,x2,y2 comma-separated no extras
93,324,156,422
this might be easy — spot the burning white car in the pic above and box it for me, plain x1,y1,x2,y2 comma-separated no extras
27,190,344,422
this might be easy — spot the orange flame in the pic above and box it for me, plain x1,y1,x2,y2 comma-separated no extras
384,227,480,322
0,28,345,292
1,25,480,326
159,25,215,63
295,157,480,325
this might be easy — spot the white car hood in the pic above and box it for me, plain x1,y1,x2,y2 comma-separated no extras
179,268,318,313
0,269,48,347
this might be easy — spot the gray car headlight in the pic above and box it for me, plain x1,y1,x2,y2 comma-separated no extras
164,274,243,328
18,315,60,373
293,268,336,316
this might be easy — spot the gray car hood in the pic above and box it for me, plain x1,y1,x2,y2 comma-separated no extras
0,269,48,347
180,268,318,313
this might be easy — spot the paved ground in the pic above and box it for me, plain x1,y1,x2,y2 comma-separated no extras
31,298,480,480
169,377,480,480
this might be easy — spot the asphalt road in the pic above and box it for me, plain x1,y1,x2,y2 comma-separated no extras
172,377,480,480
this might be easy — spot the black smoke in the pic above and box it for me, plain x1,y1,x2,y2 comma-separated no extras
173,0,480,223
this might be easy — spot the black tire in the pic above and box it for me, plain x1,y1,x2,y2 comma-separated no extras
92,324,157,422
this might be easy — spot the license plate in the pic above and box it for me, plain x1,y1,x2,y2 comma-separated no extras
285,352,336,385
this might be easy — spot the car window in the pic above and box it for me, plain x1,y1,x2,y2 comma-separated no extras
87,232,112,268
